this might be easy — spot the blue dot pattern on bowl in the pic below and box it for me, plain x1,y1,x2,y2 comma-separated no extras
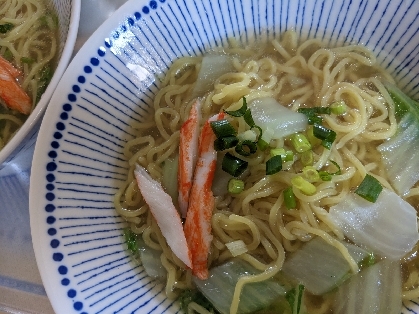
37,0,419,313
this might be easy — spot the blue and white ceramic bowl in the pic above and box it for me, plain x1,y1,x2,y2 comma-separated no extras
0,0,81,169
29,0,419,313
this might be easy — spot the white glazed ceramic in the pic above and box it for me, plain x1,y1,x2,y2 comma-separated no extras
29,0,419,313
0,0,81,168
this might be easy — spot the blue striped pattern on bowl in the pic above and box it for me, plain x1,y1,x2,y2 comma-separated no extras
29,0,419,313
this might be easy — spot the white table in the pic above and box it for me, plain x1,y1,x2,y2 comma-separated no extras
0,1,127,312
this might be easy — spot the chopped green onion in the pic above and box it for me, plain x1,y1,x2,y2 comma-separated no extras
224,97,248,117
302,166,320,182
297,107,330,124
359,252,375,269
271,148,294,162
21,57,35,64
226,97,256,126
355,174,383,203
317,160,341,181
318,171,332,181
270,148,285,157
300,150,313,166
286,284,305,314
222,153,248,177
291,176,316,195
235,140,257,156
210,119,237,138
291,133,312,153
123,228,138,255
315,161,341,181
296,106,328,125
214,136,239,151
0,23,13,34
298,107,331,116
243,108,256,126
306,125,322,147
266,155,282,175
228,178,245,194
312,123,334,140
284,186,296,209
329,160,342,175
307,115,323,125
330,100,347,115
312,124,336,149
284,150,294,162
257,138,270,151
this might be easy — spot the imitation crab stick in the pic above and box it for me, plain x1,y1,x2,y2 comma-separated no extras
134,164,192,269
178,99,202,218
0,55,21,78
184,112,224,280
0,55,31,115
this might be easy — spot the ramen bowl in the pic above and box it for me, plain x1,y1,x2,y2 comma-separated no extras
29,0,419,313
0,0,81,169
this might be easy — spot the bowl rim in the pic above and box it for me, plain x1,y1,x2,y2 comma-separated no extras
0,0,82,165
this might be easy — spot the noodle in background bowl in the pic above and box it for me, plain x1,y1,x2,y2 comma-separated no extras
29,0,419,313
0,0,81,169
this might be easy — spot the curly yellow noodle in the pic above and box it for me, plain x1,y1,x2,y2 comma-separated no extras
332,45,376,66
313,147,333,169
300,202,320,229
281,83,313,103
0,114,22,125
310,204,344,239
227,214,262,251
146,131,179,166
125,136,155,166
239,184,282,216
161,253,181,299
187,303,212,314
271,39,292,61
212,73,251,105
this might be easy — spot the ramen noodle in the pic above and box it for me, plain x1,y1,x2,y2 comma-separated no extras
115,30,419,314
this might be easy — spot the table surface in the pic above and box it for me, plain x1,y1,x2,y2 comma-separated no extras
0,1,128,312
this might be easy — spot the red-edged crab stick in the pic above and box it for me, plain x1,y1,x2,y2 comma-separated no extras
178,99,202,218
134,164,192,269
0,55,32,115
184,112,224,280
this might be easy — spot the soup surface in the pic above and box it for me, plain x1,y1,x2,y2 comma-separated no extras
115,30,419,314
